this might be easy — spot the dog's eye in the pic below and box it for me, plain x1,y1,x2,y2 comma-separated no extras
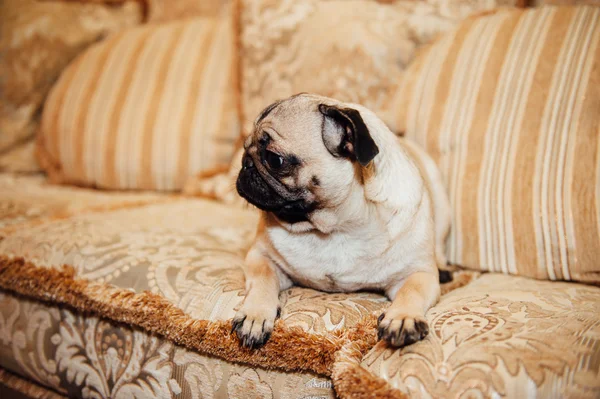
264,150,285,170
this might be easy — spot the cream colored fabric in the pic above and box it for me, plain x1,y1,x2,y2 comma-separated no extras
387,6,600,283
0,190,387,334
45,0,232,21
362,273,600,398
0,291,334,399
38,16,239,191
239,0,409,135
0,175,598,398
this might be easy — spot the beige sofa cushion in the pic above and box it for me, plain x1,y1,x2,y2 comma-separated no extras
38,16,239,191
362,273,600,398
1,174,594,398
239,0,410,135
0,175,596,398
0,195,386,332
387,6,600,284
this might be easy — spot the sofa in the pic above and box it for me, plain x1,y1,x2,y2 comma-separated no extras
0,1,599,398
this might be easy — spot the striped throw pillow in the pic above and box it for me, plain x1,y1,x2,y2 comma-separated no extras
37,16,239,191
387,6,600,284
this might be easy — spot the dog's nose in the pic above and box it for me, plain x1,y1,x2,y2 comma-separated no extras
242,154,254,170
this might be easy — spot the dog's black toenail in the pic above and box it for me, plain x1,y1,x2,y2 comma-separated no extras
231,316,246,334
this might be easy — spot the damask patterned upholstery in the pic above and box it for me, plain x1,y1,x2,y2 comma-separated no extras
362,274,600,398
0,177,387,333
0,174,599,398
0,292,334,399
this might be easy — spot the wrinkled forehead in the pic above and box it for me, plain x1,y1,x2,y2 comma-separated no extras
253,96,324,143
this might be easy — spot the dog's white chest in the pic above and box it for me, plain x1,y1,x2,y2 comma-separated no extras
267,223,398,292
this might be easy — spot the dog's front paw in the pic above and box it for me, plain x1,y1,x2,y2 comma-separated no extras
377,312,429,348
231,305,280,349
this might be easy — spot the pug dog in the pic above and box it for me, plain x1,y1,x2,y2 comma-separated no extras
232,93,451,349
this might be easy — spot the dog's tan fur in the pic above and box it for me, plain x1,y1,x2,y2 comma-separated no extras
233,94,451,348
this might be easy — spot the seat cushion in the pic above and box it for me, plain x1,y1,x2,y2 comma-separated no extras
0,195,387,332
0,173,487,398
362,273,600,398
0,174,164,235
385,5,600,284
0,291,334,399
0,174,328,399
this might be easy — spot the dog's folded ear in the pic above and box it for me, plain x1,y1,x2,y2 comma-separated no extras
318,104,379,166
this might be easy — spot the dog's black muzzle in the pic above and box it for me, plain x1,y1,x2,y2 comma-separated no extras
236,154,315,224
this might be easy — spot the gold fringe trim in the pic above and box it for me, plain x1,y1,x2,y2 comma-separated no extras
331,269,480,398
0,367,66,399
0,256,479,397
0,256,343,376
332,340,407,399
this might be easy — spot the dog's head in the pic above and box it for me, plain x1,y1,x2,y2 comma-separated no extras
236,93,380,227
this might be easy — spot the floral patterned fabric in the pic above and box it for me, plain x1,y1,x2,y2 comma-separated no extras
0,173,374,397
362,273,600,398
0,291,334,399
0,176,388,334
